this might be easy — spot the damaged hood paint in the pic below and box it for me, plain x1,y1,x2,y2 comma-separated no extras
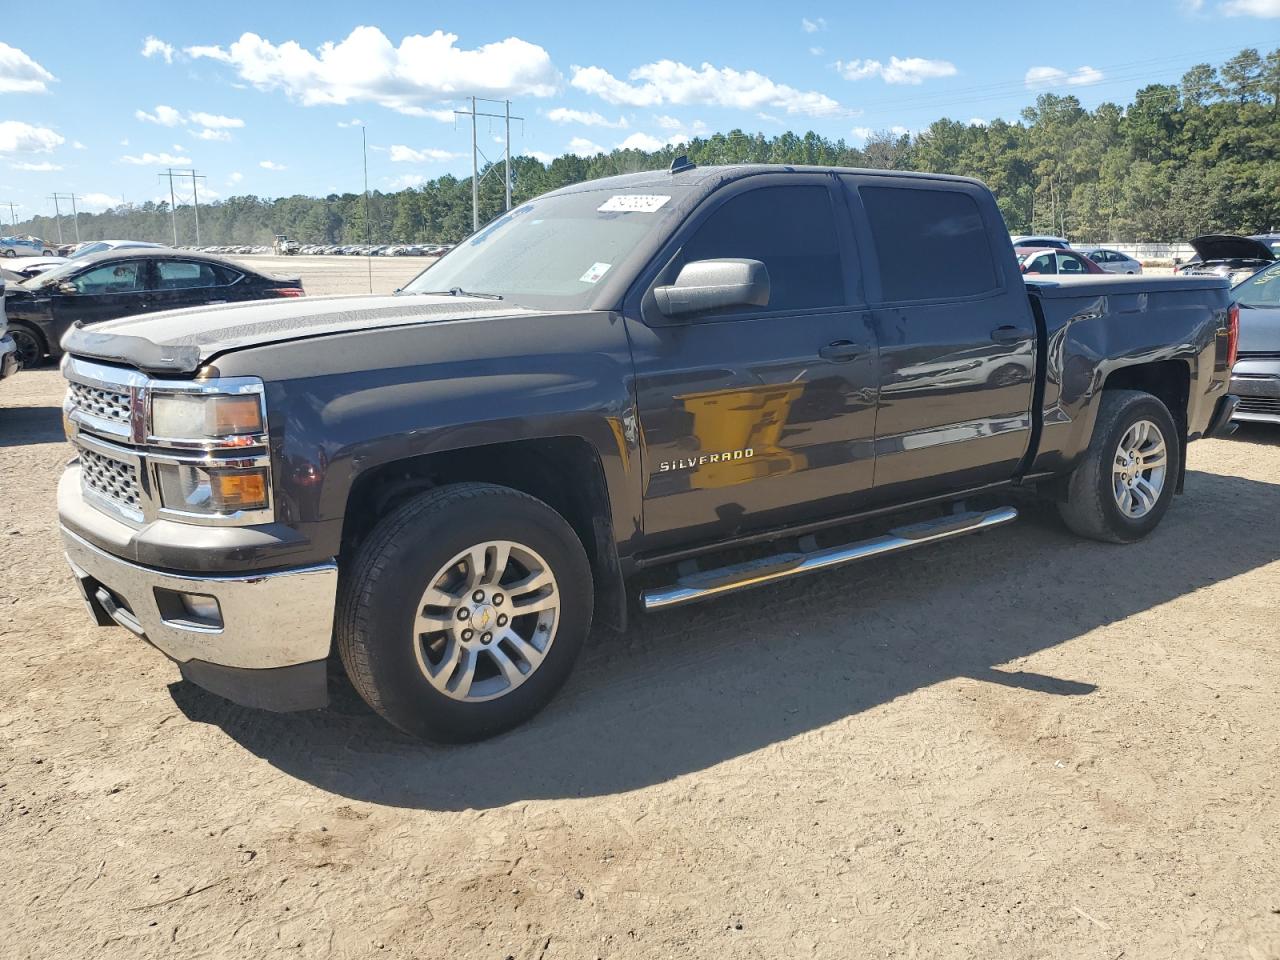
60,294,543,374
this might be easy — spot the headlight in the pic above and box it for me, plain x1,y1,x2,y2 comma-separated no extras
155,462,270,516
150,392,264,443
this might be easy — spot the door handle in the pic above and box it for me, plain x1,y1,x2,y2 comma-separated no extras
990,325,1032,344
819,340,860,362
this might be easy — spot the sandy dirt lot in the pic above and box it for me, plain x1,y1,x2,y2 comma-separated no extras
1,264,1277,959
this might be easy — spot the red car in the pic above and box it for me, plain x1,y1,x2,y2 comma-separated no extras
1016,246,1107,276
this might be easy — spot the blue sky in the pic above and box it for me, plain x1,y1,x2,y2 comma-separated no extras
1,0,1277,223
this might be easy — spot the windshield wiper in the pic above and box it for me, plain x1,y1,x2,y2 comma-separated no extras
415,287,503,300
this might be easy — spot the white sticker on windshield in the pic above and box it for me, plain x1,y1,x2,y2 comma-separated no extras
598,194,671,213
579,262,612,284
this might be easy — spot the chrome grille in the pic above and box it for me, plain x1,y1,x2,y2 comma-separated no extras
1237,397,1280,415
67,380,132,425
80,447,143,516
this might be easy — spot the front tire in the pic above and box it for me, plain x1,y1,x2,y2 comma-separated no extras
1057,389,1179,543
9,326,45,369
336,483,593,742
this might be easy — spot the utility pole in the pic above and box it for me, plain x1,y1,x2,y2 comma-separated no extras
454,98,524,232
48,194,64,244
160,169,178,245
179,170,205,246
361,124,372,294
1,200,19,228
49,193,83,242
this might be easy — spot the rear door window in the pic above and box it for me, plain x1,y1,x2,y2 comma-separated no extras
1057,253,1086,274
156,260,219,289
678,184,845,312
858,185,998,302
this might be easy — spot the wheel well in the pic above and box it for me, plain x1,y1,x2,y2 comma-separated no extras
342,437,627,631
1102,360,1189,429
1102,359,1190,491
9,321,48,353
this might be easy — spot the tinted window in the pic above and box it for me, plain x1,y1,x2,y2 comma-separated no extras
211,264,243,285
1024,253,1056,275
156,260,218,289
1234,262,1280,307
860,186,997,302
679,185,844,312
1057,252,1086,274
1088,251,1106,262
71,261,143,294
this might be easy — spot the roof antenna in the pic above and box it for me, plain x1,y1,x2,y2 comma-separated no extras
669,155,696,174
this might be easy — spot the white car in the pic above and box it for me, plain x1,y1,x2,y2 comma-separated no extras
1080,248,1143,275
1010,234,1070,249
68,240,163,259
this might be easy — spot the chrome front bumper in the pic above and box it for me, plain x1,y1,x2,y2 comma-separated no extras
62,526,338,710
1231,360,1280,424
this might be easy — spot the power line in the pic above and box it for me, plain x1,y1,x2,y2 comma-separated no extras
157,169,205,246
48,193,83,243
0,201,19,228
455,97,524,231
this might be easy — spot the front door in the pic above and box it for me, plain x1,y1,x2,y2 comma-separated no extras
625,175,880,551
841,175,1037,501
51,258,152,328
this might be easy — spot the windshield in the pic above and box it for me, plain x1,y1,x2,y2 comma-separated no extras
1234,262,1280,308
21,258,84,289
402,188,685,310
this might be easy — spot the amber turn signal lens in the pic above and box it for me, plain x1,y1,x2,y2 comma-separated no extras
212,469,269,511
211,395,264,436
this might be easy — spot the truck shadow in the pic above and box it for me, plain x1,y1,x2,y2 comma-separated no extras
1228,423,1280,447
171,468,1280,811
0,405,64,447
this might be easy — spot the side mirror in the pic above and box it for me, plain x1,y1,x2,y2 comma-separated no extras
653,258,769,318
56,281,78,295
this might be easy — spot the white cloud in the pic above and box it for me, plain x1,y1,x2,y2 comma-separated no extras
80,193,122,211
187,111,244,129
192,128,231,141
120,151,192,165
10,160,61,172
852,126,910,141
387,173,427,190
337,118,365,128
141,36,176,64
72,140,86,150
388,144,457,162
184,27,559,115
546,107,628,128
801,17,827,32
838,56,957,85
119,138,129,146
526,150,554,163
136,104,184,126
616,132,673,151
571,60,841,116
809,47,825,57
0,42,57,94
968,117,988,127
259,159,286,170
228,171,243,184
1222,0,1280,14
851,126,873,140
1025,65,1105,88
567,137,606,156
0,120,65,155
401,107,459,122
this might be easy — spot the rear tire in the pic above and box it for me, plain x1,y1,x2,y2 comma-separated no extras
1057,389,1179,543
336,483,593,742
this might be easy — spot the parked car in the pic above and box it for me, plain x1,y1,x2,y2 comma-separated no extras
56,163,1237,742
1229,260,1280,424
1249,233,1280,258
4,248,303,368
1079,247,1143,275
1175,235,1275,284
68,240,163,260
1,235,55,258
0,275,18,381
1016,247,1106,275
1010,234,1070,249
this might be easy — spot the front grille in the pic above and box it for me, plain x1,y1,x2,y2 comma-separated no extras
1236,397,1280,415
67,381,132,425
80,447,143,515
1238,351,1280,361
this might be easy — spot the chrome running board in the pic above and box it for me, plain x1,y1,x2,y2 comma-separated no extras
640,506,1018,612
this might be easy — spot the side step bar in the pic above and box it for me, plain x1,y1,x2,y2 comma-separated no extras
640,506,1018,612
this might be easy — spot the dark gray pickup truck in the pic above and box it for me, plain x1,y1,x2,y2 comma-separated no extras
56,163,1240,741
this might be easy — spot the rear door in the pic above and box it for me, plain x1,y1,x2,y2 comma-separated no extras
150,258,236,311
841,175,1037,501
625,174,880,549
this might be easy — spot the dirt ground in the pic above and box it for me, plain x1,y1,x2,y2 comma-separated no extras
2,261,1277,959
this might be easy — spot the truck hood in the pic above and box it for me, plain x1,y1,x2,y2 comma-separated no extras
61,293,543,374
1188,235,1276,264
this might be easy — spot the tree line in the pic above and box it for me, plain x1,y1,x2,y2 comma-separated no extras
11,47,1278,246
